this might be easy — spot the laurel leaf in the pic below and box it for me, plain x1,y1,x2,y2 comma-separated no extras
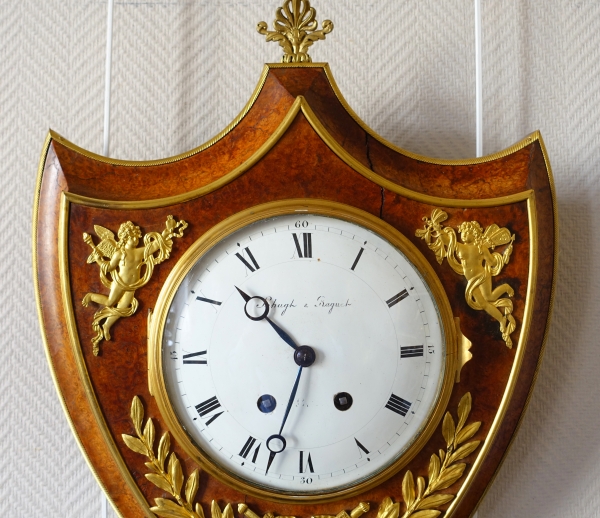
150,507,185,518
428,454,441,483
146,473,174,494
410,511,441,518
169,453,184,496
402,471,415,508
167,453,176,480
378,497,392,512
376,497,399,518
158,432,171,467
457,393,472,433
431,463,466,491
151,498,189,517
456,421,481,445
222,503,234,518
442,412,455,448
153,499,184,512
122,434,147,456
417,476,426,500
448,441,480,464
196,503,205,518
144,417,155,450
438,449,445,463
145,462,158,473
211,500,223,518
185,469,200,505
417,494,454,510
131,396,144,436
381,502,399,518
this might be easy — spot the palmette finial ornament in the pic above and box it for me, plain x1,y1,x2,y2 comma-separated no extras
257,0,333,63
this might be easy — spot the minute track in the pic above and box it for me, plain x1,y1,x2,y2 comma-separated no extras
159,209,447,496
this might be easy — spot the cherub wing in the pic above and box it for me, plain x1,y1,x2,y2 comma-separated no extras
482,224,513,248
86,225,117,262
96,239,117,258
94,225,115,241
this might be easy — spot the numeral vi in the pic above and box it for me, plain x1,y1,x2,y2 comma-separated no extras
299,451,314,473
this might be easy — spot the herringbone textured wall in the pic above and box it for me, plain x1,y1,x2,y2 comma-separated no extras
2,1,597,516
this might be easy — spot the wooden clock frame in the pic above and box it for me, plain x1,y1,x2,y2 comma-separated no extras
33,60,556,518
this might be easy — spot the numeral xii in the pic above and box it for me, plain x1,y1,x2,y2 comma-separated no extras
293,233,312,258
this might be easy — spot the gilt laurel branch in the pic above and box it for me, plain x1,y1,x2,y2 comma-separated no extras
376,392,482,518
122,396,233,518
123,393,479,518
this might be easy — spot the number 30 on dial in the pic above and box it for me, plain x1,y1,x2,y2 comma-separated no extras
149,200,456,502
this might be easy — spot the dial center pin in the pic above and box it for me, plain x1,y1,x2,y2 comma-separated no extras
294,345,316,367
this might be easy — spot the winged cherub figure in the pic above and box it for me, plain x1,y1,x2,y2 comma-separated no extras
416,209,516,347
82,216,187,355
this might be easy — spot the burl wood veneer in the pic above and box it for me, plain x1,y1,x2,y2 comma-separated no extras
33,64,556,518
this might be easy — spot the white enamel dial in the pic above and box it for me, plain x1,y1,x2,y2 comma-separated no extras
159,210,447,496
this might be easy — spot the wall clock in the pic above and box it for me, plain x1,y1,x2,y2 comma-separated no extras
33,2,556,517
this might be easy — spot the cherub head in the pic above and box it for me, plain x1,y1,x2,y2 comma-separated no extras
458,221,483,244
117,221,142,249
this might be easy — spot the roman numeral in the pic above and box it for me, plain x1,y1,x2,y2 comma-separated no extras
401,345,424,358
351,247,364,270
204,412,223,426
299,451,314,473
251,443,261,463
354,438,370,456
196,396,220,416
196,296,222,306
293,233,312,258
238,437,261,465
386,289,409,308
239,436,257,459
235,247,260,272
183,350,207,365
195,396,223,425
385,394,412,416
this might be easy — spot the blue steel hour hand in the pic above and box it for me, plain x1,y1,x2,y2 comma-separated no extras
235,286,298,350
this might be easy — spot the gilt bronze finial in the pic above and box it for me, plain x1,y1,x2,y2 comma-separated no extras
257,0,333,63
